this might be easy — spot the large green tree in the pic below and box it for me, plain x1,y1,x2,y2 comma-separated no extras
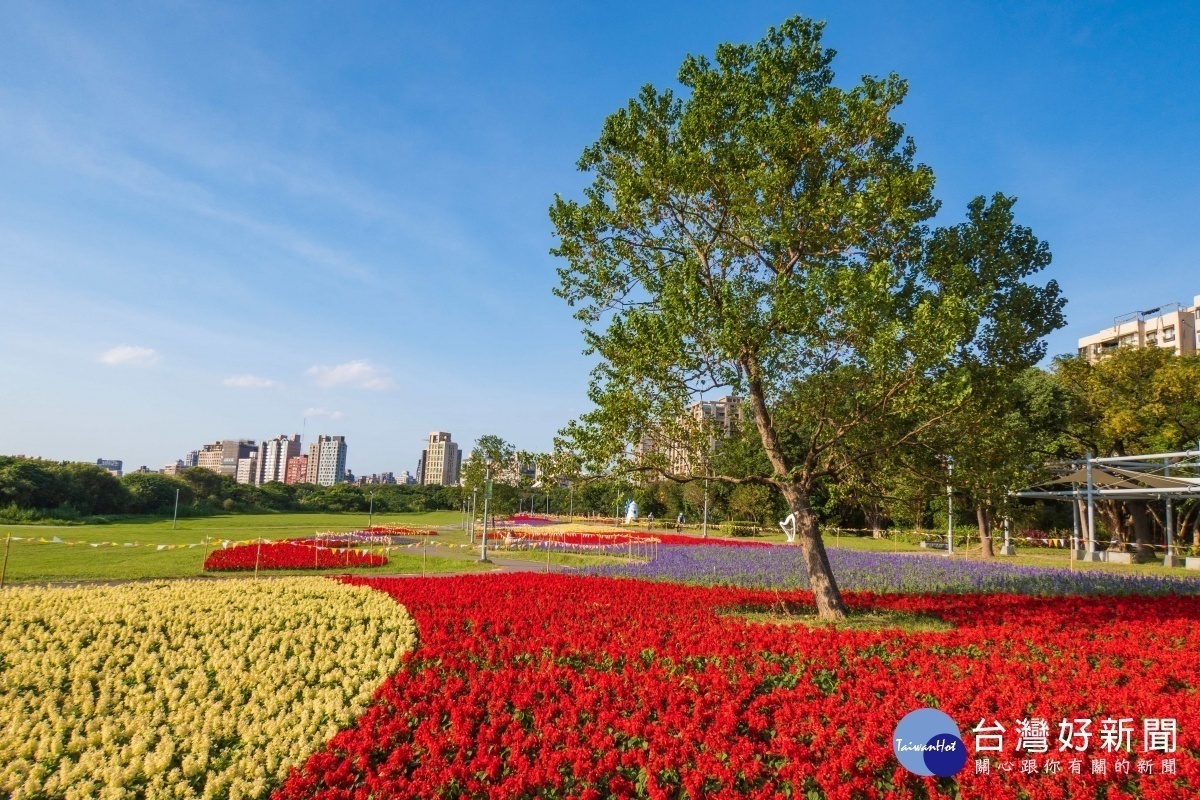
550,17,1063,618
1056,348,1200,553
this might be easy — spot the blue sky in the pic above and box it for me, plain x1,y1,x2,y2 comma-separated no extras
1,1,1197,474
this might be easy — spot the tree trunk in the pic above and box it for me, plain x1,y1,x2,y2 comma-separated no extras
782,484,847,620
1127,500,1155,558
1097,501,1127,548
867,504,884,538
977,505,994,558
742,353,846,620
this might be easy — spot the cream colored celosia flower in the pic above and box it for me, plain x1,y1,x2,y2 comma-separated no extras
0,578,415,800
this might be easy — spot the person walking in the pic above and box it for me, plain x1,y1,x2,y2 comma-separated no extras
676,512,684,533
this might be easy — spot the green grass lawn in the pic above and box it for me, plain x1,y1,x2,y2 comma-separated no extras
0,511,477,583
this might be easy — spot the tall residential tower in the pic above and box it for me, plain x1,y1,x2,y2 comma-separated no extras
306,435,348,486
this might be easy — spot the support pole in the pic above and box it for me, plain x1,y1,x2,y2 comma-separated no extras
201,535,211,573
702,477,709,539
0,533,11,588
1086,453,1099,560
1071,485,1080,555
254,538,263,579
1164,457,1180,566
423,538,427,576
172,489,179,530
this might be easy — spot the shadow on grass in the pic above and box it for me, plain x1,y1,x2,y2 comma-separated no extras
721,601,954,633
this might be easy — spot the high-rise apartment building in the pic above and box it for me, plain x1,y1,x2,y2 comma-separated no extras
196,440,257,477
1077,295,1200,363
235,453,259,485
96,458,123,478
633,396,742,475
419,431,460,486
257,434,302,485
669,395,741,474
397,470,415,485
284,455,308,484
183,451,199,468
306,435,348,486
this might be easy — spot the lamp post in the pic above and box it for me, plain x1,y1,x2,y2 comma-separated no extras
702,477,709,538
479,463,492,563
946,458,954,555
368,490,374,527
470,486,477,544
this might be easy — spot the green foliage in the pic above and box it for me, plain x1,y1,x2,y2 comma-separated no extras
0,456,466,520
121,473,194,514
550,15,1064,497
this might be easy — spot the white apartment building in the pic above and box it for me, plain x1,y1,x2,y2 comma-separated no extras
1078,295,1200,363
633,396,742,475
669,395,741,474
257,434,302,485
420,431,460,486
307,435,348,486
235,453,259,485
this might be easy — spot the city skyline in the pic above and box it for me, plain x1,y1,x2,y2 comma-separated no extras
1,2,1198,472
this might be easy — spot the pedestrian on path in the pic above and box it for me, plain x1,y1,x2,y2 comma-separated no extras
676,512,684,533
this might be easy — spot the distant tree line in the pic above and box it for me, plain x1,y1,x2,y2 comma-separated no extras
0,462,465,522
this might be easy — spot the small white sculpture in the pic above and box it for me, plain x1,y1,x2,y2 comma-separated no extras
779,513,798,543
624,500,639,525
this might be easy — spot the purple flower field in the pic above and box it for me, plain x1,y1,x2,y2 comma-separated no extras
587,544,1200,596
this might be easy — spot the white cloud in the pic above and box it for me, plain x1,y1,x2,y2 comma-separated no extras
303,407,346,420
98,345,159,367
304,359,392,390
222,374,279,389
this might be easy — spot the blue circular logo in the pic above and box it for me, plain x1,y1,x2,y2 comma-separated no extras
892,709,967,777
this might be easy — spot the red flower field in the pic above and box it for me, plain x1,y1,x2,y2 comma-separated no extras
203,540,387,571
506,529,768,547
276,574,1200,799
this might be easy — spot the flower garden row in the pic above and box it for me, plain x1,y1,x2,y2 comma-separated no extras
590,543,1200,596
278,572,1200,799
0,579,415,800
203,540,388,571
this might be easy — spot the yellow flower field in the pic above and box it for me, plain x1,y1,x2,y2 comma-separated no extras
0,578,416,800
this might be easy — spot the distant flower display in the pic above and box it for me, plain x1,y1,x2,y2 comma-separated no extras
509,529,768,548
204,540,386,571
587,544,1200,596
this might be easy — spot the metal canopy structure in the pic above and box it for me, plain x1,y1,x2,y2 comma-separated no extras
1012,449,1200,562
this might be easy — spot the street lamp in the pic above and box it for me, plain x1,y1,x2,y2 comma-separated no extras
946,457,954,556
368,489,374,528
479,461,492,563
